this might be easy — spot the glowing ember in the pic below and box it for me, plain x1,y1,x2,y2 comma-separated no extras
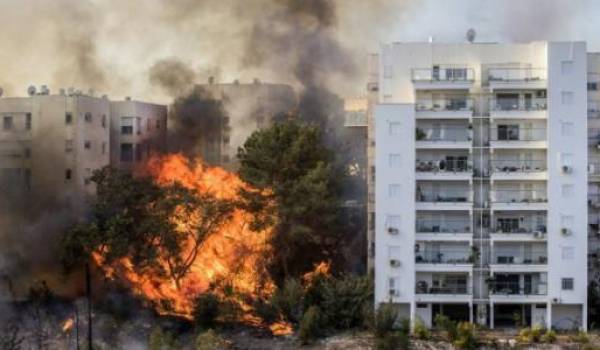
270,321,294,336
62,317,74,332
93,154,274,319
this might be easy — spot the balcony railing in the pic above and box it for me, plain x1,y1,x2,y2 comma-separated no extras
589,163,600,176
490,190,547,204
415,98,473,112
589,100,600,119
490,127,547,142
416,127,471,142
416,159,472,173
412,68,475,82
490,281,547,295
416,250,472,264
490,159,546,173
493,251,547,265
416,219,471,233
415,282,469,295
491,223,547,234
417,190,472,203
490,98,547,111
488,68,546,82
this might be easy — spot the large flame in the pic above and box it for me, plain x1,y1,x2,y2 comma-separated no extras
93,154,274,319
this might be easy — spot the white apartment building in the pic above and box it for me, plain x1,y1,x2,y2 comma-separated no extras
372,41,588,330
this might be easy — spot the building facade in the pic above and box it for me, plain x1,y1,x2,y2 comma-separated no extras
372,41,588,330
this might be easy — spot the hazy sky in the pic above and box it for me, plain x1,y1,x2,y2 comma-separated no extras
0,0,598,102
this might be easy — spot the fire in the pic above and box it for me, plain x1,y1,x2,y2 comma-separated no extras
93,154,274,319
62,317,74,332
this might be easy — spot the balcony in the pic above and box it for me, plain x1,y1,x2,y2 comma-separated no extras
416,158,472,180
415,98,473,119
487,68,547,90
588,129,600,149
589,193,600,210
415,275,471,302
489,127,547,149
491,244,547,272
416,189,473,211
589,100,600,120
490,190,547,211
415,249,473,272
490,159,547,180
489,281,547,303
490,219,547,242
489,97,547,120
416,218,472,241
411,67,475,90
416,127,472,149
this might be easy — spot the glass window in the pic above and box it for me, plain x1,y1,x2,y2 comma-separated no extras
561,91,574,105
561,278,574,290
65,112,73,124
84,140,91,149
561,61,573,75
120,143,134,162
389,122,401,135
388,184,401,198
26,113,32,130
389,154,402,167
84,112,93,122
3,116,13,130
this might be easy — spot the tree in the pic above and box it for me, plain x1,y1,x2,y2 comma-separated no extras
237,121,343,282
0,322,24,350
60,167,233,288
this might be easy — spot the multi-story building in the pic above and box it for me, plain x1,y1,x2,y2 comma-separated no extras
110,97,167,170
372,41,588,330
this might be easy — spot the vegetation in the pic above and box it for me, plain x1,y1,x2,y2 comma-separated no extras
148,327,181,350
299,306,324,344
193,293,221,329
237,121,344,283
434,314,457,342
517,325,544,343
372,304,410,350
60,167,233,288
570,331,590,344
453,322,478,350
271,278,304,323
0,322,23,350
195,329,227,350
541,329,557,343
412,318,430,340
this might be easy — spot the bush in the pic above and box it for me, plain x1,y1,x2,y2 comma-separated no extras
319,275,373,330
195,329,227,350
412,318,430,340
434,314,456,342
570,331,590,344
541,329,557,343
193,293,221,329
373,304,398,338
517,325,543,343
453,322,478,350
271,278,304,323
299,306,324,344
148,327,180,350
375,331,410,350
253,298,279,324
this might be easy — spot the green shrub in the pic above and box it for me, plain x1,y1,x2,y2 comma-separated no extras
193,293,221,329
271,278,304,323
373,304,398,338
453,322,478,350
412,318,430,340
299,306,324,344
148,327,180,350
517,325,544,343
319,275,373,330
570,331,590,344
434,314,457,341
541,329,557,343
253,298,279,324
195,329,227,350
375,331,410,350
581,344,600,350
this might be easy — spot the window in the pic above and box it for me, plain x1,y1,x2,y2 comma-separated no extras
561,246,574,260
561,278,574,290
84,168,92,185
101,114,107,128
120,143,134,162
389,122,401,135
561,91,574,105
26,113,32,130
416,303,428,308
121,117,134,134
388,184,401,198
84,140,91,150
65,112,73,124
135,143,143,161
24,148,31,158
156,119,161,129
561,184,574,198
136,117,142,135
65,140,73,152
497,124,519,140
389,154,402,167
561,61,574,75
588,82,598,91
561,122,574,137
84,112,93,122
65,169,72,180
147,118,151,131
3,116,13,130
446,68,468,80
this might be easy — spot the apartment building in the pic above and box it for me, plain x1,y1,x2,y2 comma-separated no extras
110,98,167,170
372,41,588,330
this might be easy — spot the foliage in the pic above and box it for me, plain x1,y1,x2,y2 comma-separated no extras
589,281,600,329
517,325,544,343
60,166,233,288
271,278,304,323
570,331,590,344
412,318,430,340
148,327,181,350
375,331,410,350
512,311,523,328
453,322,478,350
434,314,457,342
372,304,410,350
193,293,221,329
299,306,325,344
237,121,343,282
541,329,557,343
0,322,24,350
373,304,398,338
252,298,279,324
195,329,227,350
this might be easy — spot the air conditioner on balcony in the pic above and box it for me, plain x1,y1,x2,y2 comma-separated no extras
562,165,573,174
388,227,399,235
561,227,572,236
533,231,545,239
389,289,400,297
552,297,561,304
390,259,401,267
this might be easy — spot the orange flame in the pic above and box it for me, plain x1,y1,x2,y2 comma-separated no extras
62,317,74,332
93,154,274,319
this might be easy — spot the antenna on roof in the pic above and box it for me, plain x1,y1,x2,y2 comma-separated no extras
466,28,476,43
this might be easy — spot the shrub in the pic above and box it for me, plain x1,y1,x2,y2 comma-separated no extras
319,275,373,330
453,322,478,350
434,314,456,342
541,329,557,343
412,318,430,340
517,325,543,344
570,331,590,344
195,329,227,350
193,293,221,329
271,278,304,323
253,298,279,324
299,306,324,344
375,331,410,350
148,327,180,350
373,304,398,338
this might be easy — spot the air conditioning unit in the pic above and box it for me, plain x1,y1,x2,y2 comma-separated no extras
389,289,399,297
552,297,561,304
533,231,544,239
390,259,401,267
562,165,573,174
561,227,572,236
388,227,400,235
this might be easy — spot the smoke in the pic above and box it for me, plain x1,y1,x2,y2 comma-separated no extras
149,58,197,97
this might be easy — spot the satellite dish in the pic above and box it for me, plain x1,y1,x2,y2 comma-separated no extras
27,85,37,96
466,28,476,43
0,87,3,98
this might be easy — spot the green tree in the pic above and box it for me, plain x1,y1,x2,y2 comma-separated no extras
60,167,233,288
237,121,343,282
